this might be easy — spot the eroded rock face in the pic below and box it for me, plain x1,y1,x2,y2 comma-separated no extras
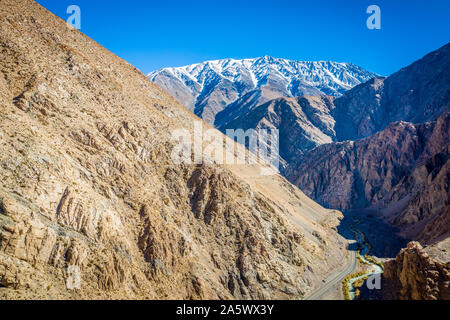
219,96,336,170
383,242,450,300
0,0,347,299
210,45,449,181
286,113,450,243
333,43,450,141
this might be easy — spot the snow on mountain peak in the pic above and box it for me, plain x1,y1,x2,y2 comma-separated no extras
148,57,377,124
152,57,374,88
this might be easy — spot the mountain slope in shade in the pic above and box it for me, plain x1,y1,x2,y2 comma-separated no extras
219,95,336,170
282,43,450,246
214,86,283,128
149,56,377,124
333,43,450,141
0,0,347,300
286,112,450,244
218,43,450,174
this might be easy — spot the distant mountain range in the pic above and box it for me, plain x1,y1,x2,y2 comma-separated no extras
149,57,377,124
332,43,450,141
217,44,450,168
285,43,450,244
151,44,450,247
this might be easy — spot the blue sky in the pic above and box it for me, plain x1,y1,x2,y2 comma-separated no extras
35,0,449,75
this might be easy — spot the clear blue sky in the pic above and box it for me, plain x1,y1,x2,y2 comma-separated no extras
35,0,449,76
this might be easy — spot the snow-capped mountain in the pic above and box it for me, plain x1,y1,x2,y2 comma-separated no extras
149,56,377,124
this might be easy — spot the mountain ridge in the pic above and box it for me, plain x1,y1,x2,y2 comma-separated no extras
216,43,450,173
333,43,450,141
286,112,450,244
149,56,377,124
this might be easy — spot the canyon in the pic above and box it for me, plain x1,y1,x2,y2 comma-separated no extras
0,0,448,301
151,43,450,299
150,56,376,125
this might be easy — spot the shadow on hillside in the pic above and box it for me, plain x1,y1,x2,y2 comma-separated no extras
347,241,359,251
337,210,410,259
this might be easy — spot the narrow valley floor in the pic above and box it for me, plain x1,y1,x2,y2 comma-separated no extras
306,210,409,300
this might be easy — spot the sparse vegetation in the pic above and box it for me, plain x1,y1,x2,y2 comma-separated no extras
342,271,369,300
364,255,384,270
342,228,385,300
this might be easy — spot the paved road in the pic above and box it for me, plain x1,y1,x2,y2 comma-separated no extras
303,239,357,300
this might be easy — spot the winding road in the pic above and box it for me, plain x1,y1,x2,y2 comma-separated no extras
303,239,358,300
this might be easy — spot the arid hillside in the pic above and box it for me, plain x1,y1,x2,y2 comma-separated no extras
287,113,449,244
219,95,336,170
0,0,347,299
382,241,449,300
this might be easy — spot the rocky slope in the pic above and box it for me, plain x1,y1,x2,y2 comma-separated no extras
279,44,450,300
333,43,450,141
149,56,376,124
218,43,449,168
219,96,336,169
0,0,348,300
382,241,450,300
286,113,450,244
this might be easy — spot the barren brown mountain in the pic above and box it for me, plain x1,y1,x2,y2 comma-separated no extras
219,95,337,169
287,113,450,244
0,0,348,299
382,241,450,300
333,43,450,141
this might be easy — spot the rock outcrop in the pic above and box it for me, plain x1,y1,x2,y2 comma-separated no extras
382,242,450,300
219,95,336,170
333,43,450,141
286,113,450,244
0,0,347,299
